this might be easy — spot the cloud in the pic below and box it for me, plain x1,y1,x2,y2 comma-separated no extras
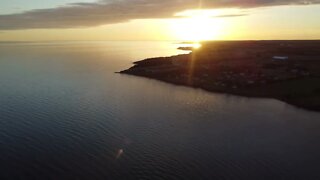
0,0,319,30
212,13,249,18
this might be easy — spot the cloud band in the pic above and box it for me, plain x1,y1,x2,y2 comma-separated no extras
0,0,318,30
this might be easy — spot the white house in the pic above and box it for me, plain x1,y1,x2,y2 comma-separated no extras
272,56,289,61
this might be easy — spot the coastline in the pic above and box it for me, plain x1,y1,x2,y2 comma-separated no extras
120,40,320,111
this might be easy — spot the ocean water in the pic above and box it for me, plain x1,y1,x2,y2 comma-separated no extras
0,41,320,179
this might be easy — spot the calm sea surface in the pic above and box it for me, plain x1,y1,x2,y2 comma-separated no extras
0,41,320,179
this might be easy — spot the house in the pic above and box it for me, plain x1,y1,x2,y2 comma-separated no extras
272,56,289,61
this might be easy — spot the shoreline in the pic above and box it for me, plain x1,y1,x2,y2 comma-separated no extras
120,72,320,112
120,40,320,112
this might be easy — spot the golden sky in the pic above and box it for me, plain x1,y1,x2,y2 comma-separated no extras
0,0,319,41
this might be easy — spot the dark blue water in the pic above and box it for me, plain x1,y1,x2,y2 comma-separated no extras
0,41,320,179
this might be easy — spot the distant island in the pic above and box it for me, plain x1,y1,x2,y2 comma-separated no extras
120,40,320,111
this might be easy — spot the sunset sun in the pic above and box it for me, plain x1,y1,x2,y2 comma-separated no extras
170,10,225,41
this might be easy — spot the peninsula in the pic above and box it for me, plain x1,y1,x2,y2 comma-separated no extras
120,41,320,111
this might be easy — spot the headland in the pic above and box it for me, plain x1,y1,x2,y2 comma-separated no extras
120,40,320,111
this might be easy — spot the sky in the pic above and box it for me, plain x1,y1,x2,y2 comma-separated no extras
0,0,319,41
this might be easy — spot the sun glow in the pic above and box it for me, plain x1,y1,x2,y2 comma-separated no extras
193,43,202,49
170,10,228,41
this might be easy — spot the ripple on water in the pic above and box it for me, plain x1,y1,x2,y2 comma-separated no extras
1,42,320,179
